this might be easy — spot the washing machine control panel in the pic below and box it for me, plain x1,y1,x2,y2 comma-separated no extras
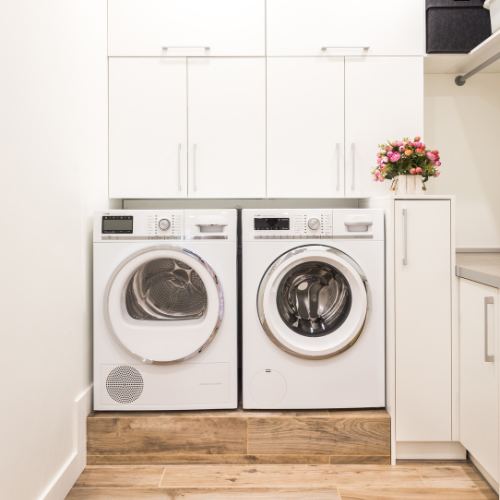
252,210,332,240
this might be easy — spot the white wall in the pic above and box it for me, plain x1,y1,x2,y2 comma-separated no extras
0,1,118,499
425,73,500,250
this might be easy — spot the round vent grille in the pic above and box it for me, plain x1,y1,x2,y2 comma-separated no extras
106,366,144,404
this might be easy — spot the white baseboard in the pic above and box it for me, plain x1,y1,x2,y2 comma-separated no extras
396,441,467,460
38,385,92,500
469,452,499,494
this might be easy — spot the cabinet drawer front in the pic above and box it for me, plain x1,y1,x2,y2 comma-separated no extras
395,200,452,442
459,278,499,482
108,0,265,56
267,0,424,57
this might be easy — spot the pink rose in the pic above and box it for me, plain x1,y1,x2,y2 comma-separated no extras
432,149,439,155
416,167,422,174
373,176,378,181
410,168,416,174
377,152,381,158
399,146,405,152
379,176,385,182
379,165,384,170
421,144,426,150
414,136,421,142
377,158,382,164
390,152,401,162
436,161,441,166
426,152,436,161
435,171,440,177
386,146,393,151
374,170,380,176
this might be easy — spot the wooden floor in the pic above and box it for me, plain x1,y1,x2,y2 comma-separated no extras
66,461,498,499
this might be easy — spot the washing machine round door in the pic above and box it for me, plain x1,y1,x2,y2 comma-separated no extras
105,246,223,364
257,245,369,359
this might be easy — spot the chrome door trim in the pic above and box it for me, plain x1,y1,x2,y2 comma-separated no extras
257,245,371,360
104,245,224,365
485,296,495,363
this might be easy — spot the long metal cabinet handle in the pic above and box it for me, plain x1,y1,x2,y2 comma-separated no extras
177,144,181,192
351,143,355,191
322,46,370,50
336,143,340,192
485,296,495,363
193,144,197,192
402,208,408,266
162,46,210,50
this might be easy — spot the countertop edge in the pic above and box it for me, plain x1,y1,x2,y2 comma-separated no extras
456,266,500,289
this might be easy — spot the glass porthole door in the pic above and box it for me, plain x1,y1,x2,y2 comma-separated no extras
105,246,223,364
257,246,369,359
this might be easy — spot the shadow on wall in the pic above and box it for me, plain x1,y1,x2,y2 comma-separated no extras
424,73,500,250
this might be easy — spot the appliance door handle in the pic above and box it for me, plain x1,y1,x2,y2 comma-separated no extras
178,144,181,192
485,296,495,362
193,144,197,192
402,208,408,266
351,143,355,191
335,143,340,192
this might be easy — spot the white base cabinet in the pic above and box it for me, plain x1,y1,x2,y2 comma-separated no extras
395,199,452,442
459,278,499,484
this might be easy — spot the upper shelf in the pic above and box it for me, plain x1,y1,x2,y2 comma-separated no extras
425,30,500,74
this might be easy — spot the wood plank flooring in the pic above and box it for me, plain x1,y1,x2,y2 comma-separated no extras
66,462,498,499
87,408,390,465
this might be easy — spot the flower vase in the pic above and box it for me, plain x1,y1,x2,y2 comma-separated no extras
390,175,425,195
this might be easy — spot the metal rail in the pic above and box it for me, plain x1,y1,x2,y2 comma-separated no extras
455,50,500,86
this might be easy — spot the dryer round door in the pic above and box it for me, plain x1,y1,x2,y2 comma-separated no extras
257,245,369,359
104,245,223,364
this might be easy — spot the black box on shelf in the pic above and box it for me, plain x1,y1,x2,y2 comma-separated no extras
427,0,491,53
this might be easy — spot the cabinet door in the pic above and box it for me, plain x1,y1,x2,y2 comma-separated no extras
187,58,266,199
267,0,424,57
109,58,187,199
345,57,423,198
267,57,344,198
460,278,499,482
395,200,452,442
108,0,265,56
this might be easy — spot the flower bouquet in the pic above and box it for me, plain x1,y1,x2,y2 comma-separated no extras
372,137,441,194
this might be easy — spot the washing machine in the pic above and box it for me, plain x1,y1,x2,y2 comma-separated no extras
242,209,385,409
93,209,237,410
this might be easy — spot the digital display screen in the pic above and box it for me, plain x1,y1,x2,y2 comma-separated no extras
254,218,290,231
102,216,133,234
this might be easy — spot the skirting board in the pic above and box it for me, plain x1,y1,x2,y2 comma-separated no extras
469,452,499,494
38,386,92,500
396,441,466,460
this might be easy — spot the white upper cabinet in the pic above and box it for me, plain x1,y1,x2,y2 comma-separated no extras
187,58,266,199
108,0,265,56
344,57,424,198
267,57,345,198
266,0,424,57
109,58,187,199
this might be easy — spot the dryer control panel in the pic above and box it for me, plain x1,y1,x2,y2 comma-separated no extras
94,210,237,242
250,210,333,240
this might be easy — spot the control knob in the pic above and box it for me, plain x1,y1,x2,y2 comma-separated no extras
158,219,171,231
308,218,321,230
